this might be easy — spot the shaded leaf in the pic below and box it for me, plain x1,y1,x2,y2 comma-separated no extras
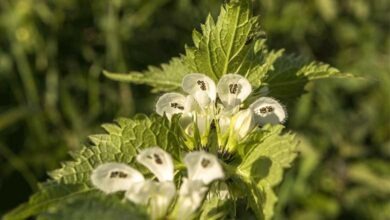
3,182,93,220
199,196,235,220
37,191,147,220
265,55,353,105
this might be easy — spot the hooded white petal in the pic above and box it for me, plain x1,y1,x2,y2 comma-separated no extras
232,109,255,140
184,152,224,185
217,74,252,108
176,178,208,219
156,93,186,119
137,147,174,182
91,163,144,194
182,73,216,107
249,97,287,126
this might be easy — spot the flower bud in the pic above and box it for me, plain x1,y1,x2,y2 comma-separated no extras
224,109,255,153
218,115,231,136
232,109,255,140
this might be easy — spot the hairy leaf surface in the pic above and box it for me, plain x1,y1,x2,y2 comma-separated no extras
49,114,182,184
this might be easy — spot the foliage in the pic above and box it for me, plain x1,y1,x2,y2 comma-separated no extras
105,1,349,108
256,0,390,219
37,193,147,220
49,114,183,184
0,0,221,214
4,183,92,220
3,0,351,219
235,125,298,219
5,182,147,220
0,0,387,219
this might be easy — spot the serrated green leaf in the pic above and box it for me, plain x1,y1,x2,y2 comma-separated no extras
37,192,147,220
3,182,93,220
235,125,298,219
185,0,261,80
49,114,183,184
102,0,350,109
192,30,203,48
246,41,284,87
103,57,190,92
265,55,353,105
5,114,182,219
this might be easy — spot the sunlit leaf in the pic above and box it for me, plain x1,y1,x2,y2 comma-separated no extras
236,125,298,219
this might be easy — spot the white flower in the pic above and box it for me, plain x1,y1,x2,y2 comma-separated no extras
156,74,288,150
91,163,144,194
182,73,216,108
92,147,225,219
149,181,176,219
125,180,176,219
174,151,224,218
136,147,174,182
91,148,177,219
130,147,176,219
125,180,154,205
249,97,287,126
184,151,224,185
156,93,186,119
232,108,255,140
217,74,252,109
175,179,208,219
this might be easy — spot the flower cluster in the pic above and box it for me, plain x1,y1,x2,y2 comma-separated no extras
91,147,224,219
156,73,287,153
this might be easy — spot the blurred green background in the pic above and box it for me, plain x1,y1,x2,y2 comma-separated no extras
0,0,389,219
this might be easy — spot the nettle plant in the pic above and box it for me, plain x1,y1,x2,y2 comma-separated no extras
5,0,349,219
